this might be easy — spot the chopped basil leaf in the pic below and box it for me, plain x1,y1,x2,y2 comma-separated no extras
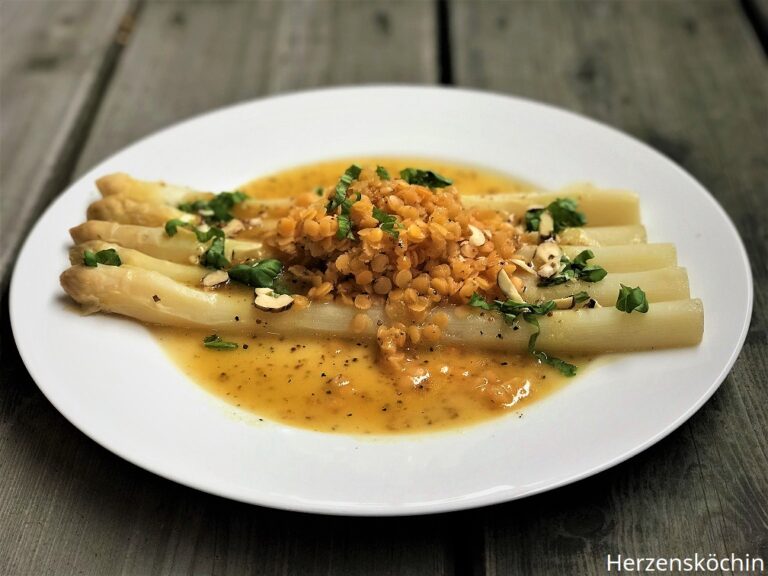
467,293,556,330
616,284,649,313
468,292,493,310
202,234,229,269
198,226,225,243
176,200,206,214
380,221,401,239
164,218,188,237
82,250,96,267
315,186,325,196
165,219,225,243
469,293,577,377
325,165,363,240
532,351,578,377
166,219,228,268
522,313,578,376
83,248,121,267
327,164,362,214
538,249,607,287
336,213,354,240
228,258,283,288
399,168,453,188
203,334,238,350
372,206,402,239
580,265,609,282
537,267,571,287
376,165,390,180
178,191,247,223
548,198,586,231
571,291,591,304
524,209,543,232
571,250,593,268
525,198,586,233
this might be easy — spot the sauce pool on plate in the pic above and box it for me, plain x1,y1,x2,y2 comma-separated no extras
151,158,584,434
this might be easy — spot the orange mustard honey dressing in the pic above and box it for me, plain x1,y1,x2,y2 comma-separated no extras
150,158,584,435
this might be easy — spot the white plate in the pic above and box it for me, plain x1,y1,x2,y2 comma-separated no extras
10,86,752,516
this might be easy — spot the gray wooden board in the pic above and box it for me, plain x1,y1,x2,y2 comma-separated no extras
450,0,768,573
0,2,455,575
0,0,134,287
3,0,768,574
75,0,437,173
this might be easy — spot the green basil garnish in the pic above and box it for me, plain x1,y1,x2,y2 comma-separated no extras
372,206,402,239
538,249,607,287
203,334,238,350
326,164,362,214
178,191,247,223
616,284,649,313
399,168,453,188
525,198,586,233
229,259,284,288
83,248,121,267
468,293,577,377
201,234,229,269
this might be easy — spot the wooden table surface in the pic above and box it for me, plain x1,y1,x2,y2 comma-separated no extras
2,1,766,574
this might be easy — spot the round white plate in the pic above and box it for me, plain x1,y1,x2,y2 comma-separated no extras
10,86,752,516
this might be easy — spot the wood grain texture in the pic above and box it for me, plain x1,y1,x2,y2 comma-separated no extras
75,0,437,173
0,0,134,287
451,0,768,573
1,2,450,576
4,0,767,575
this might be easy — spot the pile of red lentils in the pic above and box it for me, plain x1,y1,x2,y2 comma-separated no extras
263,166,524,370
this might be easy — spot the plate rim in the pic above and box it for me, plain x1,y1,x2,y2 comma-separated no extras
9,85,753,516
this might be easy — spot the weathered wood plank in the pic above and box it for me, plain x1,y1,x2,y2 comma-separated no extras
75,0,437,172
1,2,449,576
0,0,134,287
451,0,768,573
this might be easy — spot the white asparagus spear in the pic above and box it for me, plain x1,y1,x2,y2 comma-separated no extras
70,221,267,264
561,243,676,272
87,194,279,228
520,267,690,305
70,238,674,293
59,265,703,354
87,195,196,227
235,190,643,227
558,225,646,246
447,298,703,354
60,264,382,333
96,174,641,226
96,173,286,211
92,175,646,252
69,241,207,284
68,240,678,308
96,173,208,205
463,186,640,226
69,218,644,272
